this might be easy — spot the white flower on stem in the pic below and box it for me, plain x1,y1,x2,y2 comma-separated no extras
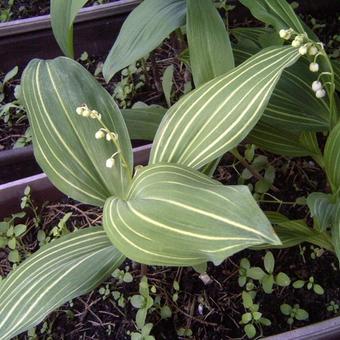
279,29,291,40
308,46,318,56
106,133,112,141
82,108,90,117
106,158,115,168
309,62,319,72
95,130,105,139
312,80,322,92
315,89,326,98
298,45,308,55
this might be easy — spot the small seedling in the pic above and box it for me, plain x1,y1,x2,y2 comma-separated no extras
112,267,133,283
129,276,155,340
172,280,180,302
310,245,325,259
177,328,193,337
280,303,309,326
293,276,324,295
327,301,339,314
239,252,291,294
240,291,271,339
0,211,27,264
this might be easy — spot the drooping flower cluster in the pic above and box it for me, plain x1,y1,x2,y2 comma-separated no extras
279,29,327,99
75,104,123,169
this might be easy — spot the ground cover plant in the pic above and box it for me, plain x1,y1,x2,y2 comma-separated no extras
0,0,339,339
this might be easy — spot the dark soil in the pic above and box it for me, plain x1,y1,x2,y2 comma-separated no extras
1,152,338,339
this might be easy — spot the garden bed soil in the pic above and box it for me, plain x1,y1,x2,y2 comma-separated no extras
1,151,339,339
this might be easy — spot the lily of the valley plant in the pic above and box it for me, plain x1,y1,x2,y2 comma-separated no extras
0,0,339,338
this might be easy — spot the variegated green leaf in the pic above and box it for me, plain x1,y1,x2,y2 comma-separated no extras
307,192,337,232
255,212,334,251
22,57,133,206
234,46,330,132
150,46,300,169
331,203,340,262
324,121,340,194
248,122,322,158
239,0,304,34
0,227,124,340
122,105,166,141
332,59,340,92
50,0,88,58
103,164,280,267
186,0,234,87
103,0,186,81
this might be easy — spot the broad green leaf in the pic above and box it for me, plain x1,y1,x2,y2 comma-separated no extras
232,27,283,51
234,46,330,132
103,164,280,267
103,0,186,81
186,0,234,87
248,122,322,157
22,57,133,206
254,217,334,251
0,227,124,340
307,192,336,232
239,0,304,34
150,46,300,169
324,122,340,194
122,105,166,141
332,59,340,92
50,0,88,58
331,203,340,262
162,65,174,107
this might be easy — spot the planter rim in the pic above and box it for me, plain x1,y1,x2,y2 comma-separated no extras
265,315,340,339
0,0,141,38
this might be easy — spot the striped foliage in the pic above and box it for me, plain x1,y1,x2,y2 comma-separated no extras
103,164,280,267
324,121,340,194
186,0,234,87
248,122,322,158
0,227,124,340
103,0,186,82
50,0,87,58
234,47,330,132
122,105,166,141
254,212,334,251
332,203,340,262
239,0,317,40
239,0,304,33
332,59,340,92
307,193,337,232
22,57,133,206
150,46,300,169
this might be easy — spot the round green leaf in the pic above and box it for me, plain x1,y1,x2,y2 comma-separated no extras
276,272,291,287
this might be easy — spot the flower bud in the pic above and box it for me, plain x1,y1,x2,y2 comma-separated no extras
312,80,322,92
95,130,105,139
291,39,301,48
308,46,318,56
315,89,326,98
298,45,308,55
106,158,115,168
309,62,319,72
82,109,90,117
279,29,290,39
76,107,84,115
106,133,112,141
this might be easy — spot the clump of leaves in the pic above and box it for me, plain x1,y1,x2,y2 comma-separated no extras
280,303,309,326
239,252,291,294
240,291,271,339
293,276,325,295
113,61,146,108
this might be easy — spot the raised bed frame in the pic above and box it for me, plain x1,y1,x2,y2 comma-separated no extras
0,1,339,337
